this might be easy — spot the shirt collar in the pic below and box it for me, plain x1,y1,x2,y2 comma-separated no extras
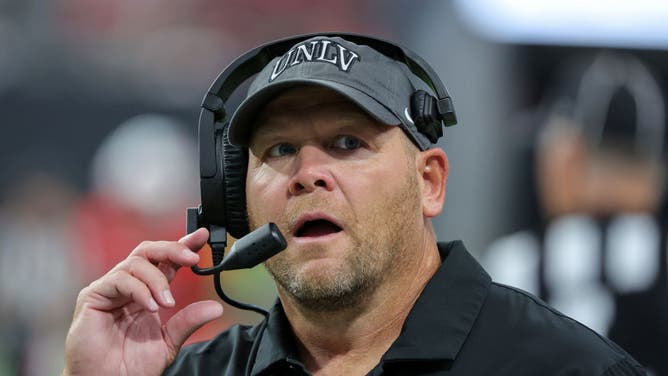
383,241,491,362
251,301,302,375
251,241,491,374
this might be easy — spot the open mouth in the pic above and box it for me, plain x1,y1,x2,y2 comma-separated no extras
295,219,343,238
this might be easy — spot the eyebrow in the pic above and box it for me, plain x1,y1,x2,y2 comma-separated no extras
249,126,288,147
255,121,390,152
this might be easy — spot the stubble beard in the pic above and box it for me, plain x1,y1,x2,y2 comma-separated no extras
267,235,376,312
248,162,421,313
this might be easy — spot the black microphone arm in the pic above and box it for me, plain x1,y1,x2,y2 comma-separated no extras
185,207,287,317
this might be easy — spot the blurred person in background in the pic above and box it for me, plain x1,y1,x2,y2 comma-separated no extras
0,171,82,376
482,52,667,375
71,113,236,343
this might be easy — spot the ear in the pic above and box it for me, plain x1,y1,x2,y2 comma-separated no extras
418,147,449,218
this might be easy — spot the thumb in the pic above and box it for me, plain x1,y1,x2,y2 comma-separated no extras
164,300,223,351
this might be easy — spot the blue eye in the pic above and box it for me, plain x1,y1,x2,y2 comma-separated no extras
332,135,362,150
267,143,296,157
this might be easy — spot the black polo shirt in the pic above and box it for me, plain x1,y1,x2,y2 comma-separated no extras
164,241,645,375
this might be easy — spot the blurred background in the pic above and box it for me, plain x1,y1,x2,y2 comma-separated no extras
2,0,668,375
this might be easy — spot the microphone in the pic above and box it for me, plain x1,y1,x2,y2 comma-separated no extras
187,207,287,274
186,207,287,317
219,223,287,270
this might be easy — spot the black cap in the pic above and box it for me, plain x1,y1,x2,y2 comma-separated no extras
228,36,435,150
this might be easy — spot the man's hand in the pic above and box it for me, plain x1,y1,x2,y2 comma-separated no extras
63,228,223,376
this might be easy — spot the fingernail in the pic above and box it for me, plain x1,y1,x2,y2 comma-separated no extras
148,297,159,311
163,290,175,306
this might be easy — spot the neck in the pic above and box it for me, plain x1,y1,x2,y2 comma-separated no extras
279,233,442,376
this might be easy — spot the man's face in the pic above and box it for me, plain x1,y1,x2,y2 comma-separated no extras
245,86,424,311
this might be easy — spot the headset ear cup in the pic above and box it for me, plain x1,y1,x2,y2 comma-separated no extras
221,125,250,238
411,90,443,143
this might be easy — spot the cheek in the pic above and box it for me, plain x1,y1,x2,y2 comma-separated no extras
246,166,287,222
354,158,417,209
340,164,397,209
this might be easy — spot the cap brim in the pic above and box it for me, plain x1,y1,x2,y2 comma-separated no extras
228,79,401,146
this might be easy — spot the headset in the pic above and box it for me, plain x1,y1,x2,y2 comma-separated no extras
186,32,458,316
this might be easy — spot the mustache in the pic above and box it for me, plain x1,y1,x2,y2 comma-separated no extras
249,196,350,236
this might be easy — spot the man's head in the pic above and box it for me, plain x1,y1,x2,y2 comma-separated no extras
243,85,448,312
223,35,452,312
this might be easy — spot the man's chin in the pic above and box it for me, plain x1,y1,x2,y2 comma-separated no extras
287,282,368,312
268,251,349,282
275,268,372,312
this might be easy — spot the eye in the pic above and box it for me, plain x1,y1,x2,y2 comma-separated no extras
267,143,297,158
331,135,362,150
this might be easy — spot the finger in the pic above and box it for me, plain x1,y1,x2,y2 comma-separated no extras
129,240,201,269
158,261,178,282
123,228,209,281
178,227,210,252
164,300,223,351
123,256,175,308
155,251,203,284
88,270,159,312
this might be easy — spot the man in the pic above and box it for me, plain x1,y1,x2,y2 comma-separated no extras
63,35,644,375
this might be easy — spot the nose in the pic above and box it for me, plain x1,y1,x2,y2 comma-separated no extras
288,145,336,195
